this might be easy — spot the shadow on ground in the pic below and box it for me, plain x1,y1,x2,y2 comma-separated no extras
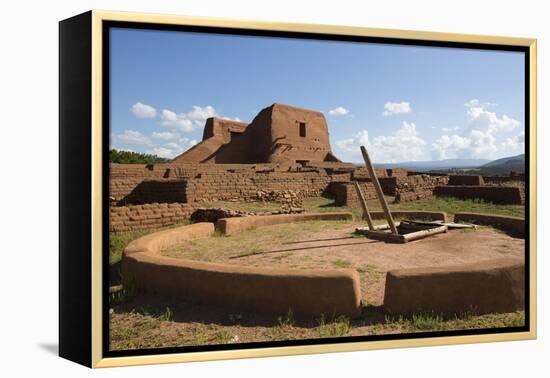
113,294,387,328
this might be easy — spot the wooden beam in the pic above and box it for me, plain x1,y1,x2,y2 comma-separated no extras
401,225,448,243
354,181,374,230
360,145,398,234
355,229,406,243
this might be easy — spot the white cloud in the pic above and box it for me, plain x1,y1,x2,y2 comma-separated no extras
114,130,151,146
336,122,427,163
151,131,180,141
431,99,521,159
131,102,157,119
146,147,178,159
145,138,200,159
160,105,219,132
117,103,244,159
501,132,525,151
382,101,412,116
466,103,519,133
221,116,243,122
328,106,350,116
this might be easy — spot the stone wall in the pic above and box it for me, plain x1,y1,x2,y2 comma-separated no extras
332,182,378,206
110,163,352,205
394,175,450,203
116,180,188,205
110,203,197,232
351,167,387,180
183,170,351,203
448,175,485,186
386,168,408,177
378,177,398,196
433,185,524,205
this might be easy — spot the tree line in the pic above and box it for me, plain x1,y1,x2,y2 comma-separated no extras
109,149,169,164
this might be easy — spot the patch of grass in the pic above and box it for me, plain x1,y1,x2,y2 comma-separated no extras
109,229,151,265
108,281,136,307
110,309,525,350
109,220,191,265
391,197,524,219
384,311,525,333
409,313,445,331
302,196,524,220
158,306,172,322
189,324,210,346
332,258,353,269
161,220,353,263
269,309,295,340
318,315,351,338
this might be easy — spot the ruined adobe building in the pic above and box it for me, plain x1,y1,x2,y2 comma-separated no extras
173,103,340,164
109,103,525,232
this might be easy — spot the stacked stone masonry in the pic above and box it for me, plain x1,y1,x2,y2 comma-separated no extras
332,182,378,206
394,175,450,203
110,203,197,232
448,175,485,186
433,186,525,205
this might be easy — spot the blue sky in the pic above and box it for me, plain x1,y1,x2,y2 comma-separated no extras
110,27,525,163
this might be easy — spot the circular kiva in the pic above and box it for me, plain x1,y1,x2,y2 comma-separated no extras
121,211,525,318
383,212,525,315
122,212,362,318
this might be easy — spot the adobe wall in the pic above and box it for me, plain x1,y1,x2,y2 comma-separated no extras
407,171,449,177
332,182,378,206
122,221,362,318
216,212,353,235
269,104,337,163
172,118,249,164
454,212,525,237
383,257,524,315
448,175,485,186
394,175,450,203
352,167,387,180
433,186,524,205
378,177,398,196
172,103,340,164
110,203,197,232
117,180,188,205
386,168,408,177
184,169,351,203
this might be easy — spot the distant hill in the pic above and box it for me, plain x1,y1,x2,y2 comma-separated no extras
479,153,525,174
374,158,490,171
482,153,525,169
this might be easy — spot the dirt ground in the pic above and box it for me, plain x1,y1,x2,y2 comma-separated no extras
110,294,525,350
110,221,525,351
162,223,524,306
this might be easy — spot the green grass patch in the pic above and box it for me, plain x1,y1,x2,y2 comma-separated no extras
109,220,191,265
161,220,353,263
332,258,353,269
302,196,524,220
318,315,351,338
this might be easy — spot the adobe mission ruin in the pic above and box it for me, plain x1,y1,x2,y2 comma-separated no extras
174,103,340,164
110,103,525,348
110,103,525,232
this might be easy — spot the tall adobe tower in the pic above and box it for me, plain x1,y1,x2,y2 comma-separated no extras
172,103,340,164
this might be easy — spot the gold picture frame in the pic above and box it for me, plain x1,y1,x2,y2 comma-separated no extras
59,9,537,368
